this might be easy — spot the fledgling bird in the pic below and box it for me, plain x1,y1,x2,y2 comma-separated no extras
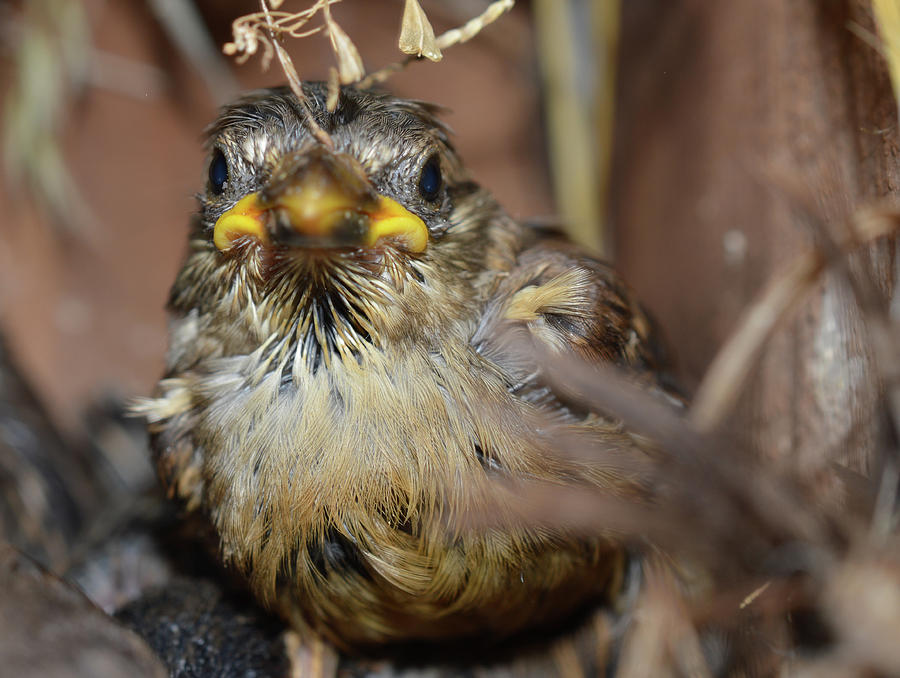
140,83,671,652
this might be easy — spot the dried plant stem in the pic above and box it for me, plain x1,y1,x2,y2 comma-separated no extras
225,1,514,94
260,0,334,149
689,250,825,433
533,0,612,253
434,0,515,50
360,0,515,88
617,563,713,678
225,2,335,66
872,0,900,114
739,580,772,609
357,60,411,89
690,207,900,434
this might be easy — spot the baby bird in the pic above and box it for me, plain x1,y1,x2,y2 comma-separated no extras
141,84,668,652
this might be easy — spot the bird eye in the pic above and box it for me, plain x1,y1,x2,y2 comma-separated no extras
208,148,228,195
418,155,442,202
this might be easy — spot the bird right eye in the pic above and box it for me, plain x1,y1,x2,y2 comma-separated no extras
209,149,228,195
417,154,442,202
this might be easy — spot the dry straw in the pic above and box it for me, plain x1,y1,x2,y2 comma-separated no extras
873,0,900,114
223,0,514,113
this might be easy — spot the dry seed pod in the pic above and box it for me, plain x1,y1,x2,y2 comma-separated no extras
326,13,365,83
399,0,442,61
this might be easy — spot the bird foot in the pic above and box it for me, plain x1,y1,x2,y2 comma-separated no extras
285,629,339,678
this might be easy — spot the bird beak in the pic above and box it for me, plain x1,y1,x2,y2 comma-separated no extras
213,149,428,253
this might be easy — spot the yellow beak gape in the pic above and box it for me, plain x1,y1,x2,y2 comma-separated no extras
213,187,428,254
213,194,268,250
365,196,428,253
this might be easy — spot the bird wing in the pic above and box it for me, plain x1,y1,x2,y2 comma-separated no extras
472,229,679,418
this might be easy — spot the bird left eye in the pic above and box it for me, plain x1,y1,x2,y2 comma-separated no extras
208,148,228,195
417,155,442,202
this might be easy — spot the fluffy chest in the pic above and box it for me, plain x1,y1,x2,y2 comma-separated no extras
182,341,619,648
190,339,527,556
198,342,501,468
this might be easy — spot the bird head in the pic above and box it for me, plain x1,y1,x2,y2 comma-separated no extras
168,84,519,372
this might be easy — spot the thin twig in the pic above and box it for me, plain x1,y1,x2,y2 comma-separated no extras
689,250,826,433
435,0,515,50
260,0,334,148
493,340,836,559
689,203,900,435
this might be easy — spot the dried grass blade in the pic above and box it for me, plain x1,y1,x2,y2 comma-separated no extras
873,0,900,112
259,0,334,149
689,250,825,433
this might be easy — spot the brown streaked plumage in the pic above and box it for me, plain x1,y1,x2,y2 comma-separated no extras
138,84,672,651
